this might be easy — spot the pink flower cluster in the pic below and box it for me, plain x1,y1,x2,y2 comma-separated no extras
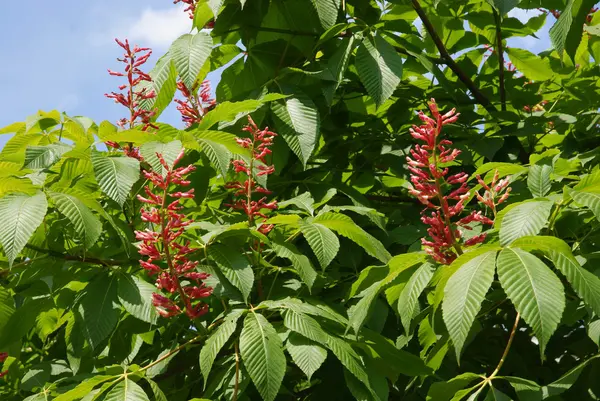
225,116,278,234
475,171,511,218
136,149,212,319
407,99,508,264
105,38,158,159
0,352,7,378
174,80,216,127
539,7,598,23
174,0,198,19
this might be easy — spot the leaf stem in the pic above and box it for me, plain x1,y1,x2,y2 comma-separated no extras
233,342,241,401
488,312,520,380
411,0,497,113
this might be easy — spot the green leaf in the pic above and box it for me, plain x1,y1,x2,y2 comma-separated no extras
117,274,159,324
24,143,71,169
311,0,339,29
239,312,286,401
398,262,435,335
91,153,140,206
511,236,600,317
196,138,231,177
486,0,520,14
570,187,600,221
283,310,328,344
272,240,318,291
499,200,553,246
198,96,287,130
356,34,403,108
315,212,391,263
505,48,555,81
271,90,320,167
527,164,553,198
53,375,116,401
300,221,340,270
325,335,376,398
0,297,52,349
138,52,177,120
170,32,213,90
209,244,254,302
286,332,327,381
104,379,150,401
77,274,120,349
442,251,497,360
200,310,243,387
427,373,481,401
139,140,183,177
49,191,102,249
0,192,48,266
550,0,597,61
348,280,383,335
497,248,565,354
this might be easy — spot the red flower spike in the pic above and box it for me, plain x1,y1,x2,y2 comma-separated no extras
0,352,8,379
175,80,216,127
225,116,278,229
105,38,158,158
138,148,212,319
174,0,198,19
407,99,509,264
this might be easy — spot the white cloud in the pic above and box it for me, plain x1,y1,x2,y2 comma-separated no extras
126,7,190,48
90,6,191,49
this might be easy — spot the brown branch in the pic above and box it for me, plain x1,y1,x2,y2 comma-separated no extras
25,244,133,266
411,0,497,114
493,8,506,111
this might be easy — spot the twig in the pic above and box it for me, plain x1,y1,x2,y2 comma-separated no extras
24,244,133,266
233,342,241,401
493,8,506,111
411,0,497,113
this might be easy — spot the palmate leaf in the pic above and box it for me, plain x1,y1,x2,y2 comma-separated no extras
239,312,286,401
286,332,327,381
300,221,340,270
549,0,597,61
512,236,600,317
0,192,48,266
49,191,102,249
272,240,318,291
76,274,120,350
499,200,553,246
315,212,391,263
271,89,320,167
200,310,244,387
208,244,254,302
170,32,213,91
138,51,178,120
505,48,555,82
527,164,553,198
356,34,403,108
91,152,140,206
398,262,435,335
497,248,565,354
310,0,340,29
442,251,497,360
24,142,71,169
104,379,150,401
117,274,159,325
139,140,183,177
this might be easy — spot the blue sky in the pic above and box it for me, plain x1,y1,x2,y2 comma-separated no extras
0,3,552,147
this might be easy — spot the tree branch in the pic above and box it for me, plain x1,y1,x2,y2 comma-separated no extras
493,8,506,111
411,0,497,113
25,244,134,267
